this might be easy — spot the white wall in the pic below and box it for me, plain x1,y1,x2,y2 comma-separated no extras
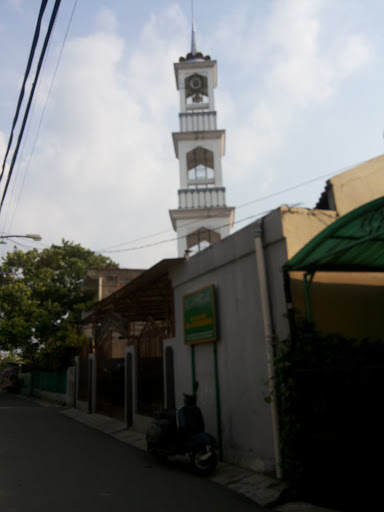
170,220,285,472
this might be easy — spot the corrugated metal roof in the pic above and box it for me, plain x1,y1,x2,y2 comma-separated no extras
82,258,184,323
284,196,384,272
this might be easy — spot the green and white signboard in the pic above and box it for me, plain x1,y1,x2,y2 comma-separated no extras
183,285,217,344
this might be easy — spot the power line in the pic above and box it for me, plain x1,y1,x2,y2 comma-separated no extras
97,165,344,254
97,157,367,257
100,210,268,255
0,0,49,185
5,0,79,238
0,0,62,217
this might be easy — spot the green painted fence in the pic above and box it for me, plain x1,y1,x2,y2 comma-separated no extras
31,370,67,397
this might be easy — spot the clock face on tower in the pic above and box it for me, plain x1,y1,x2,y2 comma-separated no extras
189,75,203,91
185,73,208,105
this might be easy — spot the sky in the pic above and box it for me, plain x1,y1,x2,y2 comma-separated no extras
0,0,383,269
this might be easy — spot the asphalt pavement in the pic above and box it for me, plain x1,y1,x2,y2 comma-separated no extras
59,407,340,512
0,391,269,512
1,391,340,512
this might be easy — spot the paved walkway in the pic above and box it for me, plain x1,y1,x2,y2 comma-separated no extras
61,407,339,512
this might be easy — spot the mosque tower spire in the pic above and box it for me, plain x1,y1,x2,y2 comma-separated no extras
169,7,235,257
190,1,197,55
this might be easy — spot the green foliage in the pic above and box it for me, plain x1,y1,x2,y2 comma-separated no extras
273,318,384,496
33,326,87,371
0,351,22,370
0,240,117,368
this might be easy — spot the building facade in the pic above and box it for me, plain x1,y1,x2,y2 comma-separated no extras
78,26,384,489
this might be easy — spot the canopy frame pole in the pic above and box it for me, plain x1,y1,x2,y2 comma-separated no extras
304,271,315,322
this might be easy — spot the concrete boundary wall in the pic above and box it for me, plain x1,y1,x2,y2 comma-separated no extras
19,366,76,407
170,220,278,473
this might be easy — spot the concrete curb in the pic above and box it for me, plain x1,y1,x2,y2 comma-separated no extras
60,407,340,512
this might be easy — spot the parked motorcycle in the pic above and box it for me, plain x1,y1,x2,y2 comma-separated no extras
146,391,218,476
0,367,20,393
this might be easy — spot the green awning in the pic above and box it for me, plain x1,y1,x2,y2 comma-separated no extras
284,196,384,273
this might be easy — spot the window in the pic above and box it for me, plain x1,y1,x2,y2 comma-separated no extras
186,147,214,186
186,228,221,253
184,73,208,106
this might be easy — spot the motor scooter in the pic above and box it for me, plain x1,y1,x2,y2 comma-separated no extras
0,367,19,393
146,390,218,476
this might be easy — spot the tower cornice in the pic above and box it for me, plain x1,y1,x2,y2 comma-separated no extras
174,60,217,89
172,130,225,158
169,206,235,231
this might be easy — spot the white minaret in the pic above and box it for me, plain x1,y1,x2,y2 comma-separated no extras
169,21,235,257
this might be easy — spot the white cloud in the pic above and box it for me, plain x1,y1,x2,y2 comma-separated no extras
95,6,118,33
9,0,24,12
263,2,373,108
335,34,374,77
5,6,187,267
215,0,375,191
1,1,379,268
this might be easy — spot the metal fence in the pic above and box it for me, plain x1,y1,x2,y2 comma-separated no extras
31,370,67,396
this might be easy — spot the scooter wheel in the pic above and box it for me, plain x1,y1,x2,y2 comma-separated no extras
190,444,218,476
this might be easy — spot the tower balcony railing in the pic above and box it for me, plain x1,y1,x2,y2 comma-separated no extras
179,111,217,132
178,187,227,209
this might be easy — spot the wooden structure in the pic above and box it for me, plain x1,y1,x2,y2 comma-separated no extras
81,259,183,417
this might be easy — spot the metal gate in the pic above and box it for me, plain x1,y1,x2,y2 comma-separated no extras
78,342,91,402
136,317,165,415
96,331,125,420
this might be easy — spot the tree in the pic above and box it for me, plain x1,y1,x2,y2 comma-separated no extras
0,240,118,368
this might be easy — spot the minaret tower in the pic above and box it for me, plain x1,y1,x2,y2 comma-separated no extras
169,18,235,257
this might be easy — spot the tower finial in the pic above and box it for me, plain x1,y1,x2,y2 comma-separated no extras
179,0,210,61
191,0,197,55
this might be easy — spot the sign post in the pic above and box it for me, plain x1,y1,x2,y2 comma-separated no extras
183,285,223,459
183,285,217,344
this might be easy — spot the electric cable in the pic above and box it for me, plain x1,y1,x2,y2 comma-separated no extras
0,0,62,217
97,156,367,257
0,0,49,185
97,164,348,253
5,0,79,238
100,209,271,255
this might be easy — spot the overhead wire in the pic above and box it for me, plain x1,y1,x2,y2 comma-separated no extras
0,237,41,251
97,164,348,255
0,2,364,260
5,0,79,238
100,210,270,255
0,0,49,186
0,2,366,260
0,0,62,217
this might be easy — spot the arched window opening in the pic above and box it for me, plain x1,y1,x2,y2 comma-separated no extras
186,147,214,186
188,165,214,182
186,228,221,254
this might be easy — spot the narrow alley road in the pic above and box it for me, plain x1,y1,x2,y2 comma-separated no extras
0,391,267,512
